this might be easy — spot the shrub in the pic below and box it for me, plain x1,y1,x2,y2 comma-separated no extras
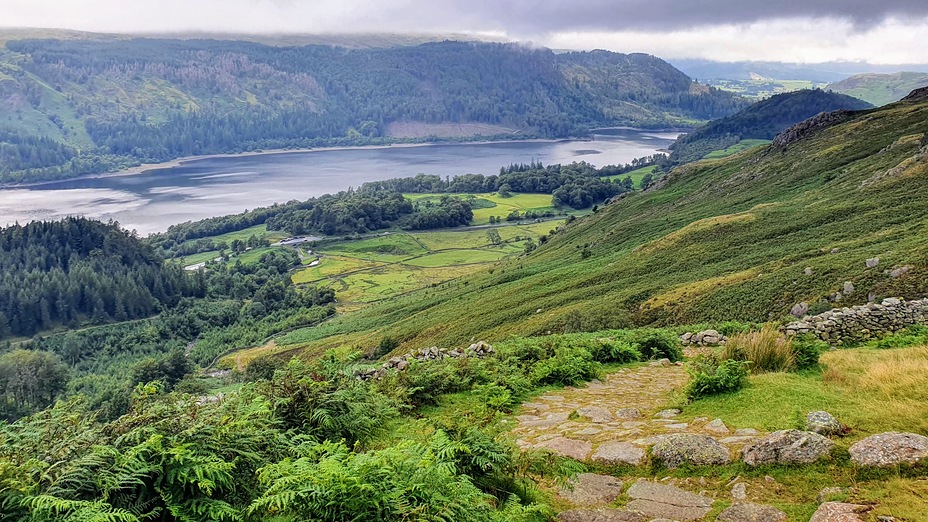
588,339,642,364
634,331,683,362
872,325,928,349
374,335,401,358
721,326,795,374
685,356,749,400
530,347,599,386
792,335,826,369
243,354,282,382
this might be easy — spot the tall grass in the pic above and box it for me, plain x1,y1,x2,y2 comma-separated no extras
721,326,795,374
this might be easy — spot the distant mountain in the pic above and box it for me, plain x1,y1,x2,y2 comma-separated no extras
672,59,928,83
826,72,928,106
0,37,745,184
667,89,873,165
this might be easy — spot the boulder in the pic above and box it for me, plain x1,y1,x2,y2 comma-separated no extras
717,502,787,522
806,411,844,436
866,257,880,268
557,509,646,522
558,473,623,505
654,408,682,419
849,432,928,467
591,441,647,466
791,302,810,318
742,430,834,466
651,433,731,468
809,502,871,522
730,482,747,500
625,480,713,521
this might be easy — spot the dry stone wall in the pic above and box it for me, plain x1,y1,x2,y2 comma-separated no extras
785,297,928,343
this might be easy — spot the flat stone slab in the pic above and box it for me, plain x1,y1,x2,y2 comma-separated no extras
557,508,647,522
625,480,713,521
535,437,592,460
577,406,614,423
615,408,642,419
591,441,647,466
558,473,624,505
849,432,928,467
717,502,787,522
810,502,871,522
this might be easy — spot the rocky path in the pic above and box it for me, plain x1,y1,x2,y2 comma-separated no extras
512,363,763,464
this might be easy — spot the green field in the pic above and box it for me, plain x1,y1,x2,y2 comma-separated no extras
702,139,771,159
407,192,559,225
402,249,511,267
603,165,656,187
706,78,827,99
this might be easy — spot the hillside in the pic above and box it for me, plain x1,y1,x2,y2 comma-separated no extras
665,89,873,166
826,71,928,106
262,88,928,358
0,38,745,183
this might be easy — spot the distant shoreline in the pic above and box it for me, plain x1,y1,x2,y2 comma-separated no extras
1,129,684,190
2,137,585,189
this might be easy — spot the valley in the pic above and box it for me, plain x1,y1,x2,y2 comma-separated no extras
2,22,928,522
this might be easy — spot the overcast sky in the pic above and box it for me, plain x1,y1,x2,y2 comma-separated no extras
3,0,928,63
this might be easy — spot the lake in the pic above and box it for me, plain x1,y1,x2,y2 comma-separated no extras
0,129,678,235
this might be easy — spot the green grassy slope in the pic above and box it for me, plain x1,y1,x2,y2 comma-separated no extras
274,90,928,356
827,72,928,106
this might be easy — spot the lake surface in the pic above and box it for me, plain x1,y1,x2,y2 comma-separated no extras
0,129,678,235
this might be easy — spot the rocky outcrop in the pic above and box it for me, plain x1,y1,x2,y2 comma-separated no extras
785,297,928,344
651,433,731,468
356,341,494,380
680,329,727,346
772,110,854,148
806,411,844,436
901,86,928,102
742,430,834,466
849,432,928,467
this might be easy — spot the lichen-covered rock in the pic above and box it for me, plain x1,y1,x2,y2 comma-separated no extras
849,432,928,467
651,433,730,468
717,502,787,522
615,407,642,419
742,430,834,466
806,411,844,436
809,502,871,522
654,408,681,418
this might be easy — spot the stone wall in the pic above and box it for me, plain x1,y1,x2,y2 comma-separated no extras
785,298,928,343
356,341,494,380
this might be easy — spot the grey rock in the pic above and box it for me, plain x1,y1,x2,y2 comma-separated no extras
843,281,856,295
890,266,911,278
809,502,871,522
535,437,593,460
557,508,647,522
665,423,689,430
654,409,682,419
558,473,624,505
615,408,642,420
649,358,672,367
742,430,834,466
734,428,760,436
704,418,730,434
791,302,810,318
625,480,712,522
805,267,814,276
730,482,747,500
651,433,731,468
849,432,928,467
866,257,880,268
592,441,647,466
806,411,844,436
576,427,602,436
717,502,787,522
577,406,614,423
719,436,760,445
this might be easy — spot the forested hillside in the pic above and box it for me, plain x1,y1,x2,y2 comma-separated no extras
0,37,745,183
665,89,872,166
271,88,928,355
0,218,198,338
